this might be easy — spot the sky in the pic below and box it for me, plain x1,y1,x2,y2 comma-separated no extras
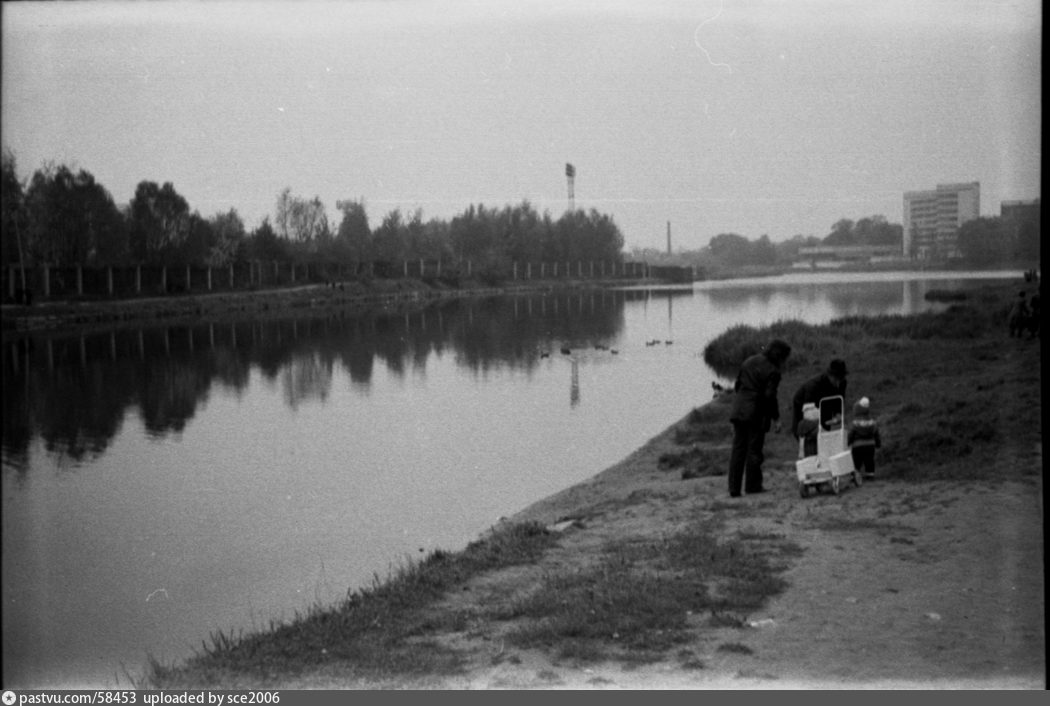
1,0,1041,252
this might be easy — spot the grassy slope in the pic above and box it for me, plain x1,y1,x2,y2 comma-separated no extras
147,281,1042,688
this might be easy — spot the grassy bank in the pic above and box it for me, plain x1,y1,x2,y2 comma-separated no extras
703,282,1041,484
0,275,665,334
146,280,1041,688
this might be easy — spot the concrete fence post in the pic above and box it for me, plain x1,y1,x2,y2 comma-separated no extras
136,265,142,294
107,267,114,296
43,264,50,298
186,265,191,292
76,266,83,296
161,266,167,293
207,267,213,291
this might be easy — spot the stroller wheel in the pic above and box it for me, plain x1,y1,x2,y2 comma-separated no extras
853,471,862,487
830,477,841,495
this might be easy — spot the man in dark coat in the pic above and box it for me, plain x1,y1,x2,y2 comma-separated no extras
791,359,848,438
727,339,792,497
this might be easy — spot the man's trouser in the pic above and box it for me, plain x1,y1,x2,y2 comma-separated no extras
729,419,766,496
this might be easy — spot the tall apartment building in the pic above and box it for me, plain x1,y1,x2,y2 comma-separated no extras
902,182,980,259
1000,198,1040,225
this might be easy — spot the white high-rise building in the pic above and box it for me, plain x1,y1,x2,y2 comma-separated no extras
902,182,980,259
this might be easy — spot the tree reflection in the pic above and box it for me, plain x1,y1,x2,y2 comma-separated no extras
137,361,209,437
1,290,630,474
282,351,333,409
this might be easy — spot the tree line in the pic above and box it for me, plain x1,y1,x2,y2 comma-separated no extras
632,216,905,272
0,149,625,277
633,211,1039,271
956,215,1039,264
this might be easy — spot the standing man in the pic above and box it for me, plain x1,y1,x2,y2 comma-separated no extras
791,359,848,438
1008,291,1030,338
728,339,792,497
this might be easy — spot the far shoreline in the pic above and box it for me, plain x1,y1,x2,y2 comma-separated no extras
1,263,1030,335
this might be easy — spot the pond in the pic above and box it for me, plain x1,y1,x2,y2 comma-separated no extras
0,270,1019,687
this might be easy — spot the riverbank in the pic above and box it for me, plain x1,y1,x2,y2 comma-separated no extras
3,261,1029,335
0,276,662,334
145,281,1043,689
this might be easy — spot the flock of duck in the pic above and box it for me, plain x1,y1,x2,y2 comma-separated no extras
538,339,677,358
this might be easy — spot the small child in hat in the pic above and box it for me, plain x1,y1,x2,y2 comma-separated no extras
797,402,819,458
848,396,882,478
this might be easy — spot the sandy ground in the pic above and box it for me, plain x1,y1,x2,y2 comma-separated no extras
297,411,1044,690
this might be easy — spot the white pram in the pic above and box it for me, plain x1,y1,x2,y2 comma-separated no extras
795,395,862,498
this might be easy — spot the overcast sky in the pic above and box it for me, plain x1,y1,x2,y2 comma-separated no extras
1,0,1041,251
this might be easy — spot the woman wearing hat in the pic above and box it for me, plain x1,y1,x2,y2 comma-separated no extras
791,359,848,438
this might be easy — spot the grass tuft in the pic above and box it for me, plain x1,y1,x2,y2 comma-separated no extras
502,521,795,661
717,642,754,655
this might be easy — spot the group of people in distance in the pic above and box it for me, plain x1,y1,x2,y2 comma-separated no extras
726,341,881,498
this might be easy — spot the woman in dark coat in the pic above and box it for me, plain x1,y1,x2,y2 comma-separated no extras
791,359,848,438
727,339,792,497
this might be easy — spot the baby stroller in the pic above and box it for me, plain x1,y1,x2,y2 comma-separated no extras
795,395,862,498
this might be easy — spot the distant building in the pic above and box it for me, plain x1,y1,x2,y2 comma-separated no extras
1001,198,1040,261
1000,198,1040,225
903,182,980,259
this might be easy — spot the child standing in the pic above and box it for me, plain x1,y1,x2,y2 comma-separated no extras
848,397,882,478
797,402,820,458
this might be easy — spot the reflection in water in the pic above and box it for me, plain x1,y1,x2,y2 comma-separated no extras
570,358,580,408
282,351,333,410
4,290,693,473
0,278,990,476
701,279,905,316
